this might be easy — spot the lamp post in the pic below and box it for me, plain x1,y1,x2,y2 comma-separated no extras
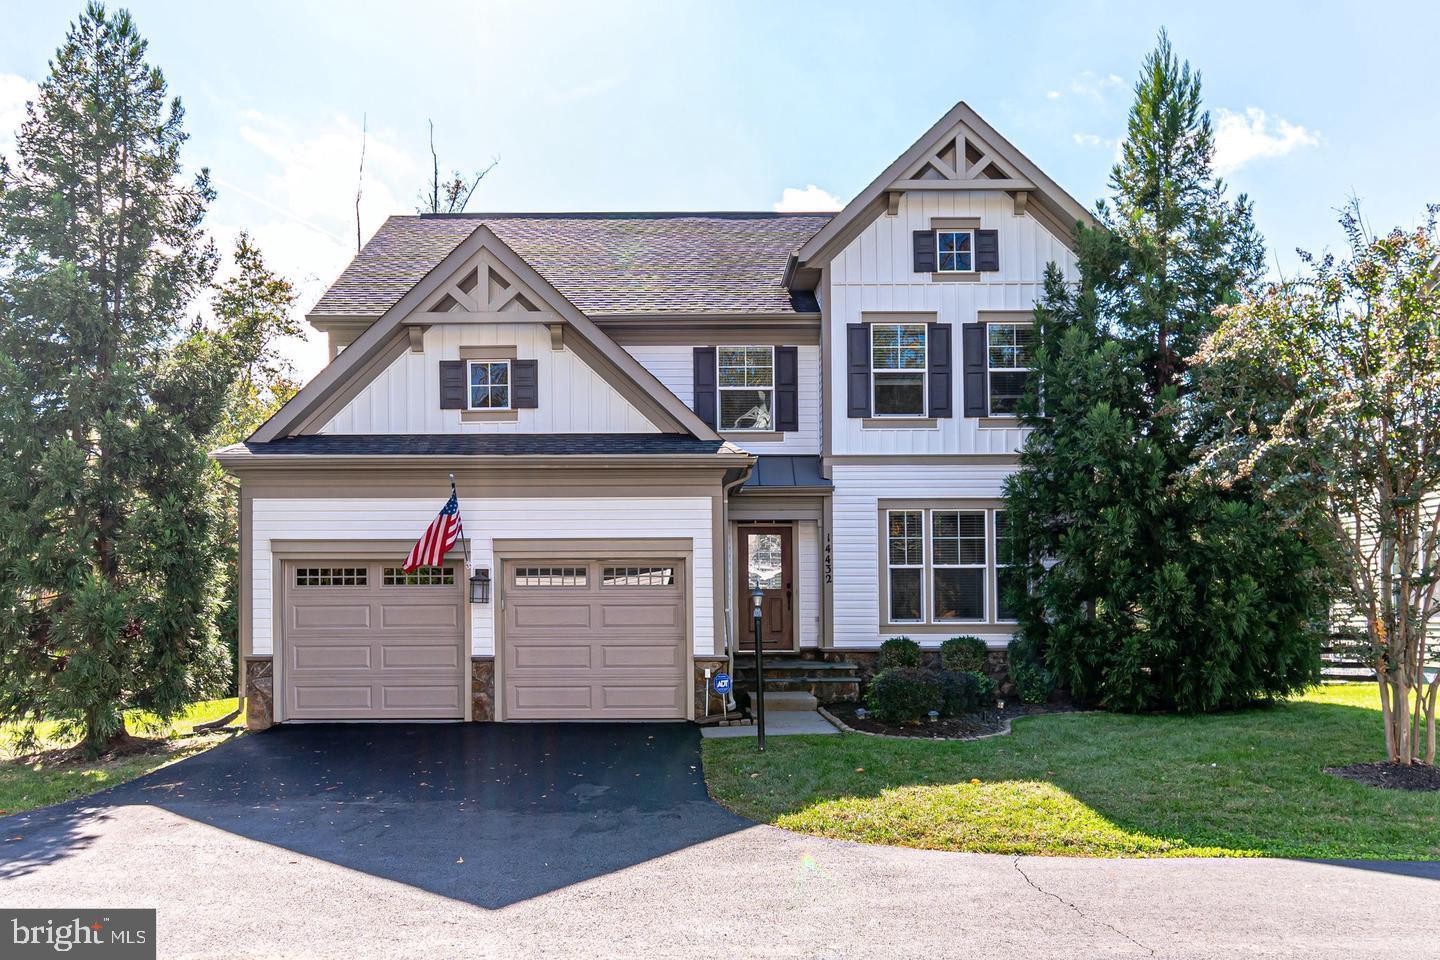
751,586,766,751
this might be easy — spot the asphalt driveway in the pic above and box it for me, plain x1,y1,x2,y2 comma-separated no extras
2,721,746,908
1,723,1437,959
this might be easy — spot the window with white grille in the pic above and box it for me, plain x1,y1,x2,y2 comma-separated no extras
383,566,456,587
602,566,676,587
294,567,368,587
513,566,587,587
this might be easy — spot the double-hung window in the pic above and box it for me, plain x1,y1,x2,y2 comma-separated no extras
467,360,511,410
885,510,925,623
931,511,987,622
871,323,927,417
717,346,774,430
986,322,1035,415
936,229,975,273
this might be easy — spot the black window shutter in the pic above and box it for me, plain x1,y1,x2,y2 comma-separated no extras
512,359,538,408
927,323,953,418
961,322,988,417
912,230,937,273
846,323,871,418
692,346,717,428
775,346,799,432
439,360,466,409
976,229,1000,272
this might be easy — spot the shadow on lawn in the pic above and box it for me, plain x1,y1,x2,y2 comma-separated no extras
0,723,750,907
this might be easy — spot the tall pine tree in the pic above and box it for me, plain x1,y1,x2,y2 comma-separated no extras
1003,33,1329,712
0,3,235,754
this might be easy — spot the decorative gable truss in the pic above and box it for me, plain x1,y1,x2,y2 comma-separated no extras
890,121,1037,217
405,247,564,351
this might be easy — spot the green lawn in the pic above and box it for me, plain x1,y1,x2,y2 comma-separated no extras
0,698,244,816
703,684,1440,860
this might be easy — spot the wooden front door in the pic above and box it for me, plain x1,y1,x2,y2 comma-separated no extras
738,525,793,651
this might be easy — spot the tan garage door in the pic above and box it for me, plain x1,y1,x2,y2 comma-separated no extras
502,560,687,720
282,561,465,720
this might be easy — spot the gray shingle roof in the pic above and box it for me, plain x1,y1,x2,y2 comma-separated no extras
230,434,736,457
311,213,832,319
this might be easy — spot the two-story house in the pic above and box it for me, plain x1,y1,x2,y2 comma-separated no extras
214,102,1093,728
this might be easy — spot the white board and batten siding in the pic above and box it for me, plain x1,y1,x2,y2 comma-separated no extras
829,440,1018,651
250,497,715,658
625,344,822,454
826,190,1078,457
322,323,657,435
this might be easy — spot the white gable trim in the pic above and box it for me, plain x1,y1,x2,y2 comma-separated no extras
796,101,1096,266
251,225,720,442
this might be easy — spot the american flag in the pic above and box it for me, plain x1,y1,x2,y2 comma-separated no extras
403,491,463,572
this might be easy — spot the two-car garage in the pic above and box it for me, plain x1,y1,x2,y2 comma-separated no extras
277,556,689,723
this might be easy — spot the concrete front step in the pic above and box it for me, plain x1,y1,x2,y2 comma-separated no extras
748,691,819,712
732,657,861,672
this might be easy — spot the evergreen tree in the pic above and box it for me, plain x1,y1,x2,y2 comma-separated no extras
1003,32,1330,712
0,3,234,755
209,234,299,689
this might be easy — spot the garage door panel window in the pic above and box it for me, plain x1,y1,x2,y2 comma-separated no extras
601,566,676,587
383,566,456,587
513,566,587,587
295,567,368,587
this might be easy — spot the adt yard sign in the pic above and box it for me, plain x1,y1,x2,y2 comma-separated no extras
712,672,732,696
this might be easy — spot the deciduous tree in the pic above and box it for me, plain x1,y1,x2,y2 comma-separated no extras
1195,203,1440,763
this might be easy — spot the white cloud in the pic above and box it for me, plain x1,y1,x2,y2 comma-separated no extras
772,184,843,212
1213,107,1319,175
1072,133,1104,147
0,73,37,158
1045,90,1062,100
1067,71,1125,101
212,110,426,376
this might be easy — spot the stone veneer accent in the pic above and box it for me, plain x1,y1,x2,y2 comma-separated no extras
694,657,731,717
243,656,274,731
471,657,495,721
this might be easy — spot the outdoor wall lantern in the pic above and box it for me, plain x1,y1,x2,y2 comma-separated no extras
470,568,491,604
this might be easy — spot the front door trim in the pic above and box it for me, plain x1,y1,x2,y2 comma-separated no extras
737,523,798,652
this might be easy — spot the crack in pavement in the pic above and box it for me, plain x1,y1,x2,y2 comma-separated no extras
1013,855,1155,956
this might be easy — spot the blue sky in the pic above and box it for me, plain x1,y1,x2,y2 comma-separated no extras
2,0,1437,374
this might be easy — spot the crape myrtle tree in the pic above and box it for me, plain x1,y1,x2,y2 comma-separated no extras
1194,204,1440,764
0,3,239,755
1002,32,1331,712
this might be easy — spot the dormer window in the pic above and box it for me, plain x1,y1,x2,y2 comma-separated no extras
936,230,975,273
468,360,511,410
717,346,774,430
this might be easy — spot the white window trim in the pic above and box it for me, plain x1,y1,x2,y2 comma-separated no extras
986,321,1033,416
932,509,987,624
993,510,1019,624
935,229,977,274
717,345,776,432
870,323,928,418
466,359,512,411
885,509,926,624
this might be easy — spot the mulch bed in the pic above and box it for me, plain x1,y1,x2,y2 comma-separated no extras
827,700,1075,740
1325,761,1440,792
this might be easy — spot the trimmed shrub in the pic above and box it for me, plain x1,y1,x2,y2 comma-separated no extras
935,669,996,716
1008,635,1054,704
940,636,988,673
864,667,942,724
876,636,923,672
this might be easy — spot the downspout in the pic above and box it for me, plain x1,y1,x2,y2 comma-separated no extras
721,462,755,712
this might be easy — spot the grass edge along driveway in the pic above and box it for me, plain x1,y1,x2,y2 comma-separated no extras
0,698,243,817
702,685,1440,860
